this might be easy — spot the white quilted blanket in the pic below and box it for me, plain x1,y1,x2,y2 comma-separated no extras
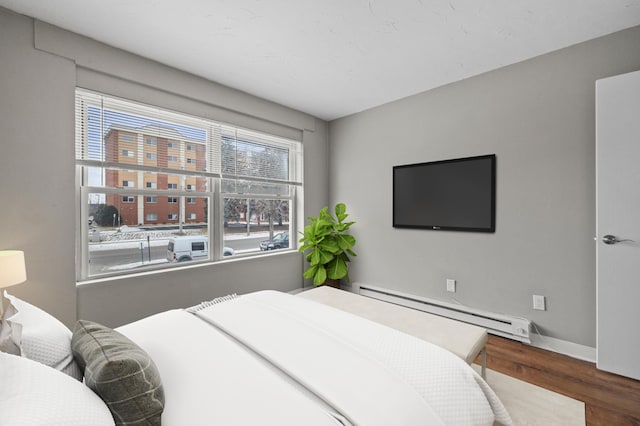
195,290,512,426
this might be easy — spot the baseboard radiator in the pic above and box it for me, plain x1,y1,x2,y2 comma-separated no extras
357,284,532,343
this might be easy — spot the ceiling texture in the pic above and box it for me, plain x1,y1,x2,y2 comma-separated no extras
2,0,640,120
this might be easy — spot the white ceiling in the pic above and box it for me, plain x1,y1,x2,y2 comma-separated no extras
2,1,640,121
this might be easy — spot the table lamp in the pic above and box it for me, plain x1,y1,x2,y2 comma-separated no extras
0,250,27,318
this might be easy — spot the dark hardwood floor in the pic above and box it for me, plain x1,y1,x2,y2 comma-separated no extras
477,335,640,425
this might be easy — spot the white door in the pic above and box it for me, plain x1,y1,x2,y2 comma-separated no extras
596,70,640,380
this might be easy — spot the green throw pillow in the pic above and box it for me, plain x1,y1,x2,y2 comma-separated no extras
71,320,165,425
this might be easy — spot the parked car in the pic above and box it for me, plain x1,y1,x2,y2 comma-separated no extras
167,235,234,262
259,232,289,251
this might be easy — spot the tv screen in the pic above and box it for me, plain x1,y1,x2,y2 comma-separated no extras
393,154,496,232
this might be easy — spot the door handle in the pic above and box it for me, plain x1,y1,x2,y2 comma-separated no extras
602,234,634,245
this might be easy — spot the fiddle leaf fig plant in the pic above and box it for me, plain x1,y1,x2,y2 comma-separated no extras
299,203,357,286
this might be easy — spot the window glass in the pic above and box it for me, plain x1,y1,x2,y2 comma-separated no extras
76,89,302,281
223,198,291,253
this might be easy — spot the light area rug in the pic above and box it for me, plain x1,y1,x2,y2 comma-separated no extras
472,365,585,426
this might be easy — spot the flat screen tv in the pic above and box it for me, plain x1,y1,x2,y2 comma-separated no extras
393,154,496,232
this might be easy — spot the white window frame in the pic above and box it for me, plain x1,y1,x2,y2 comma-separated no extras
75,89,302,281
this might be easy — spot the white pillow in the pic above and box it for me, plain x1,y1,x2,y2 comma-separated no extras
0,351,115,425
0,296,21,355
3,293,82,380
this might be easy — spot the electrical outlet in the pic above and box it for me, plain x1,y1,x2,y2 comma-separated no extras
446,279,456,293
533,295,546,311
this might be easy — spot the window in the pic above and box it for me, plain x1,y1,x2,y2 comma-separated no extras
122,150,134,157
75,89,302,280
146,152,157,160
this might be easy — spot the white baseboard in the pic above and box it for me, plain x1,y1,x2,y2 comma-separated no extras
528,333,596,363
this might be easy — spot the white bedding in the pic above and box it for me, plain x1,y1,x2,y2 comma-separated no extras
117,309,346,426
196,292,443,425
119,290,512,425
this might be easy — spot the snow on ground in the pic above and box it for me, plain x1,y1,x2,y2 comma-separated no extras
108,258,170,271
89,231,271,251
88,229,281,271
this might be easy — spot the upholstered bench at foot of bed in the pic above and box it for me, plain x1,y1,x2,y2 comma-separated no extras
297,286,488,378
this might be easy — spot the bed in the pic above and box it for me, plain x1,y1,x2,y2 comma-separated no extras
0,289,512,426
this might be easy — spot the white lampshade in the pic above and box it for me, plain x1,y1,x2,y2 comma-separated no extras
0,250,27,289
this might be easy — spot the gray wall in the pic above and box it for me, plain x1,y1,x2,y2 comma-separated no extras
0,8,329,328
328,25,640,347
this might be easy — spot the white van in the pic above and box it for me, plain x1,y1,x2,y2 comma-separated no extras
166,235,234,262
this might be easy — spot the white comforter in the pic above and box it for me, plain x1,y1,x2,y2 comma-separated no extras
118,309,345,426
119,290,512,425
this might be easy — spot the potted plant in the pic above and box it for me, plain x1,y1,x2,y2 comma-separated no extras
298,203,357,287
